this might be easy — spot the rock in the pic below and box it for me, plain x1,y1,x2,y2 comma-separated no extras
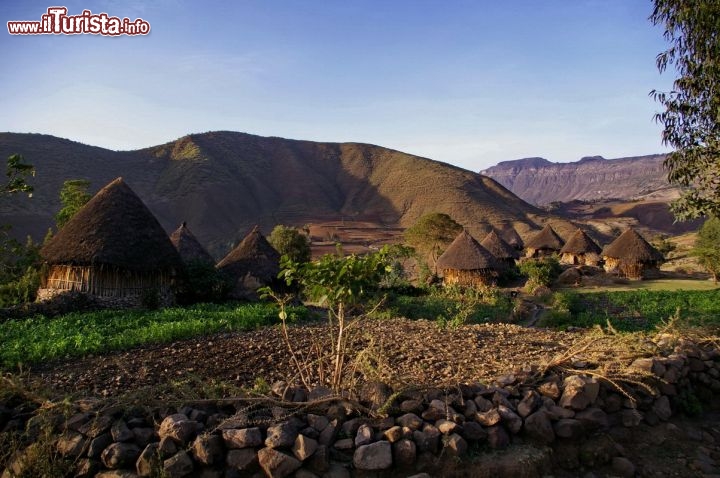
265,421,299,449
321,463,351,478
392,438,417,467
101,442,141,469
94,471,139,478
553,418,584,439
445,433,467,456
158,436,178,458
307,414,329,432
353,441,392,470
295,470,319,478
559,375,599,410
74,458,100,478
538,380,561,399
307,386,333,401
524,410,555,444
136,443,160,477
474,395,494,411
475,408,502,426
88,433,113,458
163,450,194,478
579,434,616,467
517,390,540,418
413,425,440,453
498,405,523,434
64,412,92,432
191,434,224,466
487,425,510,449
546,405,575,420
399,399,424,414
333,438,354,450
358,381,393,410
435,419,459,435
463,399,477,417
653,395,672,421
158,414,198,445
258,447,302,478
272,381,293,400
317,419,338,446
620,409,642,427
56,431,87,457
461,421,487,441
132,428,157,448
396,413,423,430
226,448,258,470
354,423,373,447
612,456,636,477
575,407,608,431
111,419,134,442
222,427,263,449
383,425,403,443
306,444,329,473
557,267,581,285
292,434,318,461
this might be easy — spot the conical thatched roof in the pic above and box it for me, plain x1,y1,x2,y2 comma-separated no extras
216,226,280,283
501,227,524,249
560,228,602,255
40,177,182,272
480,230,519,260
525,224,565,251
436,230,498,271
170,222,214,265
602,228,664,262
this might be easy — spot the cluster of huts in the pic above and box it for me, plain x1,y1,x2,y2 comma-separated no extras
36,177,666,306
435,223,665,288
37,178,280,307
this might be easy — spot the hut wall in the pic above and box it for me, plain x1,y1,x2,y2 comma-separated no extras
560,253,580,265
603,257,621,274
441,268,496,288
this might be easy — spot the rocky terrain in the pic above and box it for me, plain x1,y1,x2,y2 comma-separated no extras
0,132,539,257
481,154,672,206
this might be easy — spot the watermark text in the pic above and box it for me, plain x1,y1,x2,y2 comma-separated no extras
7,7,150,36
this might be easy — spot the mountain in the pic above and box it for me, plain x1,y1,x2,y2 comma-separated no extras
0,132,540,257
481,154,673,206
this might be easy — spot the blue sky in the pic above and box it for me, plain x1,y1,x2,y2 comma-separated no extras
1,1,673,171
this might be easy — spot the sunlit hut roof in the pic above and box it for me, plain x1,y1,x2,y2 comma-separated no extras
40,177,182,272
216,226,281,282
436,230,499,271
481,230,519,260
560,228,602,255
525,224,565,251
170,222,214,265
602,228,664,263
501,227,524,249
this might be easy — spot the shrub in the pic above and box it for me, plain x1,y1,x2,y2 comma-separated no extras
519,257,562,291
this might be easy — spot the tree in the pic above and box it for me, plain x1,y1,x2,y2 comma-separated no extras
3,154,34,197
268,225,311,263
650,1,720,219
55,179,91,229
404,213,463,267
692,216,720,282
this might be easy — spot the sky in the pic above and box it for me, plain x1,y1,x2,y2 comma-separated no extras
0,0,674,171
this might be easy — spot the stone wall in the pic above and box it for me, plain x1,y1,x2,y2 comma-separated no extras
1,338,719,477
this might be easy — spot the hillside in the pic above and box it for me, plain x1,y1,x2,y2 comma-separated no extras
0,132,540,257
481,154,673,206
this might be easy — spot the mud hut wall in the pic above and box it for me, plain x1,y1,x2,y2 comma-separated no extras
560,253,580,265
442,268,496,287
42,264,172,298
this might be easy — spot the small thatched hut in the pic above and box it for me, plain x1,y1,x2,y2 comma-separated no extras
524,224,565,258
602,228,664,279
38,178,182,307
216,226,280,299
436,230,499,287
170,222,214,265
501,227,524,251
480,230,519,268
559,228,602,266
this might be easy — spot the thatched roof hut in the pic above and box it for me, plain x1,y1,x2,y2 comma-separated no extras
436,230,499,287
170,222,214,265
38,177,182,306
500,227,524,251
525,224,565,258
216,226,280,299
559,228,602,266
602,228,664,279
480,230,519,267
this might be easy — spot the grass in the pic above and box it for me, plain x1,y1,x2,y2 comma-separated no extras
568,278,719,292
540,288,720,331
0,302,308,369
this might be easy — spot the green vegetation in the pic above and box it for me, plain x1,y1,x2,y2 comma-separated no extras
692,217,720,282
54,179,91,229
268,225,311,263
519,256,562,291
404,212,462,268
539,289,720,331
176,260,232,304
651,0,720,219
0,302,309,369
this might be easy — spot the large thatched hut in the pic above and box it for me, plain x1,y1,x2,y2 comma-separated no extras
170,222,214,265
38,178,183,307
216,226,280,299
602,228,664,279
559,228,602,266
436,230,499,287
480,230,519,268
525,224,565,258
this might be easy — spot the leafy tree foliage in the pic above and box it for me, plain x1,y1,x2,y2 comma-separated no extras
519,256,562,291
268,225,311,263
692,216,720,281
3,154,35,197
404,213,463,266
55,179,91,229
650,1,720,219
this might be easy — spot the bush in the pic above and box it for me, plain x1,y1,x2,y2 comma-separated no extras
176,260,232,304
519,257,562,291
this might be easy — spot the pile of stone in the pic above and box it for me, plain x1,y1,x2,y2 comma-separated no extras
1,338,719,477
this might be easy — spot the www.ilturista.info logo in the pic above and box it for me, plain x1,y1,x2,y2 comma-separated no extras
7,7,150,36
